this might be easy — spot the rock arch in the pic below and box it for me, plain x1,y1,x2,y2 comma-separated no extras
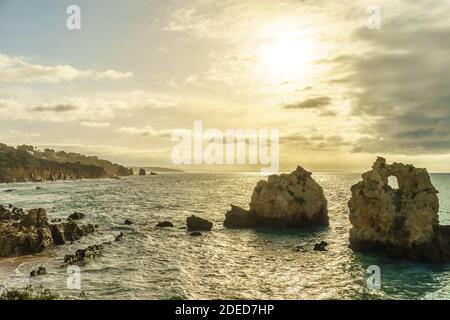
348,157,450,262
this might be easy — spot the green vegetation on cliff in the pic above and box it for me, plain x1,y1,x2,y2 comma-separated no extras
0,144,133,183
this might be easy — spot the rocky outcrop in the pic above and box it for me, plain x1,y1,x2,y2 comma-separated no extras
156,221,174,228
64,244,104,266
0,207,95,257
186,215,213,231
224,166,328,228
139,168,146,176
348,157,450,262
0,205,24,221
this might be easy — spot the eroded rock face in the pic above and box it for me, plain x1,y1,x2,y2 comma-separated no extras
348,157,450,262
0,207,95,257
224,166,328,228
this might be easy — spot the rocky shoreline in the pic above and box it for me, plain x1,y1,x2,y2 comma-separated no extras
1,157,450,299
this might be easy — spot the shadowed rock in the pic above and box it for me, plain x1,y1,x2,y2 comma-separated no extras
64,244,104,265
30,266,46,277
68,212,85,220
348,157,450,262
0,207,96,257
114,232,125,242
314,241,328,251
224,166,328,228
186,215,213,231
139,168,146,176
156,221,174,228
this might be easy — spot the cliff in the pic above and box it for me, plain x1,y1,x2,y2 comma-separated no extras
0,143,133,183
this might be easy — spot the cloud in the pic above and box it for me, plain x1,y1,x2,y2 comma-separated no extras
281,132,351,151
283,96,332,110
0,53,133,83
0,99,21,109
0,91,178,123
118,126,172,138
80,121,111,128
324,1,450,155
32,104,78,112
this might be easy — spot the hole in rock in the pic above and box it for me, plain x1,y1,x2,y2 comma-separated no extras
388,175,399,189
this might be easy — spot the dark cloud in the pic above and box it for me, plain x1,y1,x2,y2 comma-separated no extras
281,133,350,151
329,2,450,155
32,104,78,112
282,96,332,110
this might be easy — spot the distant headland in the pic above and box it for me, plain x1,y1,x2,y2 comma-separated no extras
0,143,133,183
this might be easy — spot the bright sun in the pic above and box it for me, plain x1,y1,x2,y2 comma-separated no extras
255,19,318,83
258,39,316,82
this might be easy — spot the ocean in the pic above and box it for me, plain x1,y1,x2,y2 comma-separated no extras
1,173,450,300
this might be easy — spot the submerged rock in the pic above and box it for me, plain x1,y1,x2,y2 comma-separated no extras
64,244,104,265
30,266,47,277
348,157,450,262
186,215,213,231
224,166,328,228
314,241,328,251
124,219,133,225
114,232,125,242
189,231,202,236
156,221,174,228
68,212,85,220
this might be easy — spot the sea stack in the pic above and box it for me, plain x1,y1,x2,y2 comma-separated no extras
139,168,146,176
348,157,450,262
224,166,328,228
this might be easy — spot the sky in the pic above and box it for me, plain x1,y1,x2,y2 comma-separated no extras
0,0,449,172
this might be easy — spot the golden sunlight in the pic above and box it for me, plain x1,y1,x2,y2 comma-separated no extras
254,19,318,84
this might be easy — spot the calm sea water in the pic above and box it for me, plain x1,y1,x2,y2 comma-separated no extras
1,173,450,300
